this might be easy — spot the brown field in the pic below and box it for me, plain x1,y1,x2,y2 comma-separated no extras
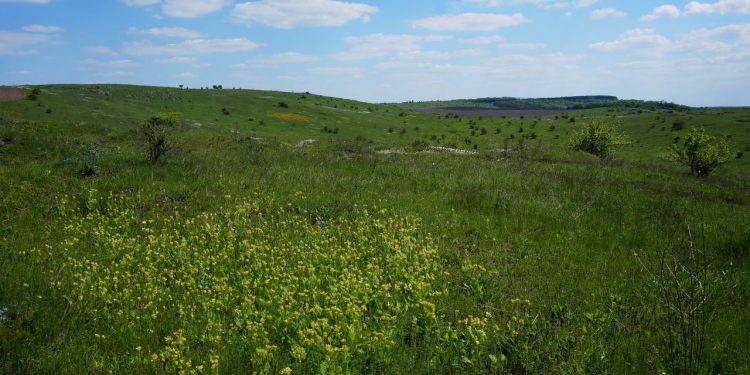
0,87,26,102
415,106,577,118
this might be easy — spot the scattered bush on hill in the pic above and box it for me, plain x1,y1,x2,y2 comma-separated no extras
569,120,627,159
669,128,730,177
140,113,177,164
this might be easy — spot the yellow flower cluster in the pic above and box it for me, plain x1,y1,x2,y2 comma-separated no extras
49,191,440,373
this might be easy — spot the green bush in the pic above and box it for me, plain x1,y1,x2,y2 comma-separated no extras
139,113,177,164
669,128,730,177
569,120,626,159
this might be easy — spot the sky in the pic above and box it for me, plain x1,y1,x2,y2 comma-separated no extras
0,0,749,106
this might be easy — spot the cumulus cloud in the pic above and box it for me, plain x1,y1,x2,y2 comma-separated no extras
0,0,50,3
463,0,597,9
231,0,377,28
589,28,671,52
82,58,140,68
589,23,750,58
153,56,197,64
411,13,527,31
85,46,119,56
122,0,232,18
22,24,64,33
679,23,750,52
685,0,750,15
231,52,319,68
128,26,204,38
641,4,681,20
460,35,506,45
591,8,626,20
334,34,449,60
0,31,52,55
497,42,546,49
162,0,233,17
122,38,262,56
121,0,159,5
309,66,365,77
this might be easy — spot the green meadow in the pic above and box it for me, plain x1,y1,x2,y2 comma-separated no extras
1,84,749,373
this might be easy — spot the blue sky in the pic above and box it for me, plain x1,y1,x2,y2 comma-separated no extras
1,0,748,106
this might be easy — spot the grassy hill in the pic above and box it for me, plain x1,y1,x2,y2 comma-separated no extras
1,84,749,373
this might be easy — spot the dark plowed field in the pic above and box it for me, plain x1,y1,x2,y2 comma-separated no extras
0,87,26,102
415,106,577,118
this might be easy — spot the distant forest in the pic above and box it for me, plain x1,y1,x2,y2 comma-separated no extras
470,96,690,111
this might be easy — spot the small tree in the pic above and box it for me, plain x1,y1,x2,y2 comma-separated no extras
670,128,730,177
569,120,626,159
27,88,41,101
139,113,177,164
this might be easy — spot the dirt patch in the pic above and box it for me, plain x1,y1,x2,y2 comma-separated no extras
427,146,477,155
415,106,577,118
295,139,317,147
0,87,26,102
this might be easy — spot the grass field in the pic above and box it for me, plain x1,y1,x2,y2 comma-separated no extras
1,85,749,373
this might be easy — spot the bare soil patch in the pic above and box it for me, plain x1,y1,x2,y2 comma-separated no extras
415,106,577,118
0,87,26,102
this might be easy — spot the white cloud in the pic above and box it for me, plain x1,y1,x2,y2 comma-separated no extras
175,72,195,79
9,70,33,75
231,0,377,29
334,33,449,60
309,66,365,76
588,23,750,58
122,38,262,56
82,59,140,68
153,56,197,64
411,13,526,31
0,0,50,3
641,4,681,20
591,8,626,20
0,31,51,55
162,0,233,17
86,46,119,56
122,0,159,5
497,42,546,49
460,35,505,45
679,23,750,52
231,52,319,68
589,28,671,52
95,71,134,77
128,26,204,38
574,0,598,8
122,0,232,18
685,0,750,15
462,0,597,9
21,24,64,33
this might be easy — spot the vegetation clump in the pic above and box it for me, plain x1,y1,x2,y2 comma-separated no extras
569,120,627,159
139,113,177,164
49,191,440,373
669,127,730,177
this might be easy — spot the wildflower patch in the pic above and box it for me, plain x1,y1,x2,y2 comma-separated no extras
272,112,310,122
48,191,440,373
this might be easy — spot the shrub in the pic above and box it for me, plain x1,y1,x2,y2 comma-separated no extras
669,128,730,177
637,223,726,374
672,120,685,131
278,101,289,108
568,120,627,159
27,88,40,101
140,113,177,164
410,139,430,151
